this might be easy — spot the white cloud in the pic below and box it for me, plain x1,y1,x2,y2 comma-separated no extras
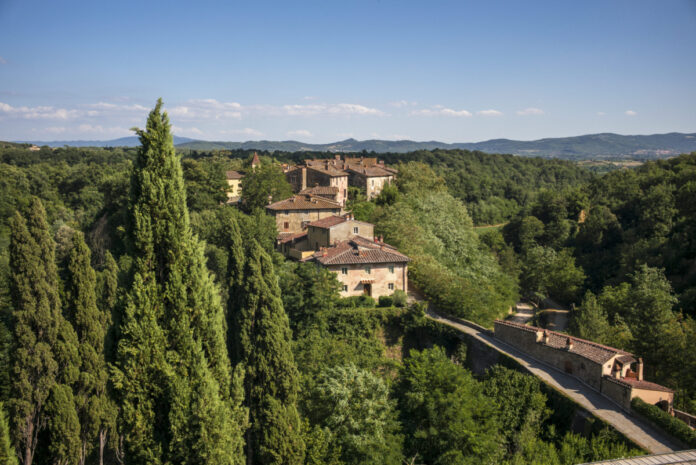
0,102,79,119
303,96,317,100
625,110,637,116
171,125,204,137
287,129,312,138
410,107,472,117
280,103,384,117
477,109,503,117
597,111,606,116
0,56,6,64
169,99,243,119
516,107,544,116
389,100,418,108
220,127,263,137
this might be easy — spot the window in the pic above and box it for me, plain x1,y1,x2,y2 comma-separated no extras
388,265,394,273
365,266,371,274
388,283,394,291
283,222,289,230
353,227,359,234
342,285,348,292
341,267,348,275
371,180,375,186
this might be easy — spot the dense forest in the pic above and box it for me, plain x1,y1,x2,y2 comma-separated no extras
501,152,696,414
0,103,689,464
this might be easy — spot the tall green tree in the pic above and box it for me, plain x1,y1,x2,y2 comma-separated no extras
234,240,305,465
64,232,116,465
240,164,293,212
112,100,245,465
45,384,81,465
8,199,79,465
0,402,18,465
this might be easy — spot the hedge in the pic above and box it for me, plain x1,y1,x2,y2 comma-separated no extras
631,397,696,448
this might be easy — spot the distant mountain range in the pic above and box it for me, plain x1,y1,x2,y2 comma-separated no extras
17,136,196,148
16,132,696,160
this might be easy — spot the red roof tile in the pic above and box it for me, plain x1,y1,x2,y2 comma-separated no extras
266,195,342,211
619,378,674,393
300,186,339,196
226,170,244,180
307,215,347,229
312,236,410,265
494,320,633,364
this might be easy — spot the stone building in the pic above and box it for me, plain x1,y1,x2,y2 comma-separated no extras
494,320,674,412
310,235,409,299
284,155,395,202
299,185,341,204
265,194,342,236
225,170,244,203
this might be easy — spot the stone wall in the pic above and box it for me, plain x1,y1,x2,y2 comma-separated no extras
329,262,407,298
601,376,633,411
494,321,604,390
272,208,341,234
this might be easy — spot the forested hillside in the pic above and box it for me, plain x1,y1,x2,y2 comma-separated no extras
502,152,696,414
0,104,647,464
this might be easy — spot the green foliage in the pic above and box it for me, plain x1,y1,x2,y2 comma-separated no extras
235,241,305,464
397,347,502,464
377,295,393,307
337,295,376,308
301,420,343,465
631,398,696,447
64,231,116,465
373,181,517,325
483,366,551,455
8,198,79,463
241,163,293,212
0,402,18,465
112,100,244,465
309,364,402,465
570,293,610,344
45,384,81,465
391,290,407,307
181,158,228,211
521,246,585,304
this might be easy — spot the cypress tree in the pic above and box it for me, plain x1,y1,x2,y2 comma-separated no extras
226,214,246,366
45,384,81,465
0,401,18,465
8,199,79,465
113,100,245,464
236,240,304,465
64,232,116,465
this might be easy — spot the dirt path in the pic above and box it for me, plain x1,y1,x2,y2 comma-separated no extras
509,302,534,324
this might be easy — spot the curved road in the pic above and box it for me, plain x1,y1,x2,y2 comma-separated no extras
427,311,682,454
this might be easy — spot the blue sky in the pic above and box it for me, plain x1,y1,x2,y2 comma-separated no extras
0,0,695,142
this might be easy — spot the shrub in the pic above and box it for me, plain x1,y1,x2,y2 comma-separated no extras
378,296,394,307
631,398,696,447
338,295,377,308
392,290,407,308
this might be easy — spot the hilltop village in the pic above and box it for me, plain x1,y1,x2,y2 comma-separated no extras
227,153,407,300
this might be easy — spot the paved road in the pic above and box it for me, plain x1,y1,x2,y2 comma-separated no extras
427,311,682,454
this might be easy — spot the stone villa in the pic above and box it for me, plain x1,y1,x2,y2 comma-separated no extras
225,170,244,203
266,194,343,236
494,320,674,412
276,213,410,299
284,155,396,203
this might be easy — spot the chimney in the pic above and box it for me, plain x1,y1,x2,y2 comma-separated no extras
566,337,573,351
379,235,383,243
374,236,378,242
268,195,273,204
637,357,644,381
536,330,543,343
543,330,550,345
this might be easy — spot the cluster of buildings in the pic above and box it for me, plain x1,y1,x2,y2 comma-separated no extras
283,155,397,205
494,320,675,413
259,155,407,300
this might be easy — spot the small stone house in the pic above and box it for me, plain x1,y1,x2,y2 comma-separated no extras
266,194,342,236
494,320,674,411
309,235,409,299
225,170,244,202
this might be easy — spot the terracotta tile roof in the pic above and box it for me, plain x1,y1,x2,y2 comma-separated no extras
494,320,633,364
300,186,339,196
346,165,395,177
312,236,410,265
307,215,347,229
307,165,348,177
621,378,674,393
266,195,342,211
616,354,637,364
251,152,260,166
278,232,307,244
226,170,244,180
604,376,674,393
